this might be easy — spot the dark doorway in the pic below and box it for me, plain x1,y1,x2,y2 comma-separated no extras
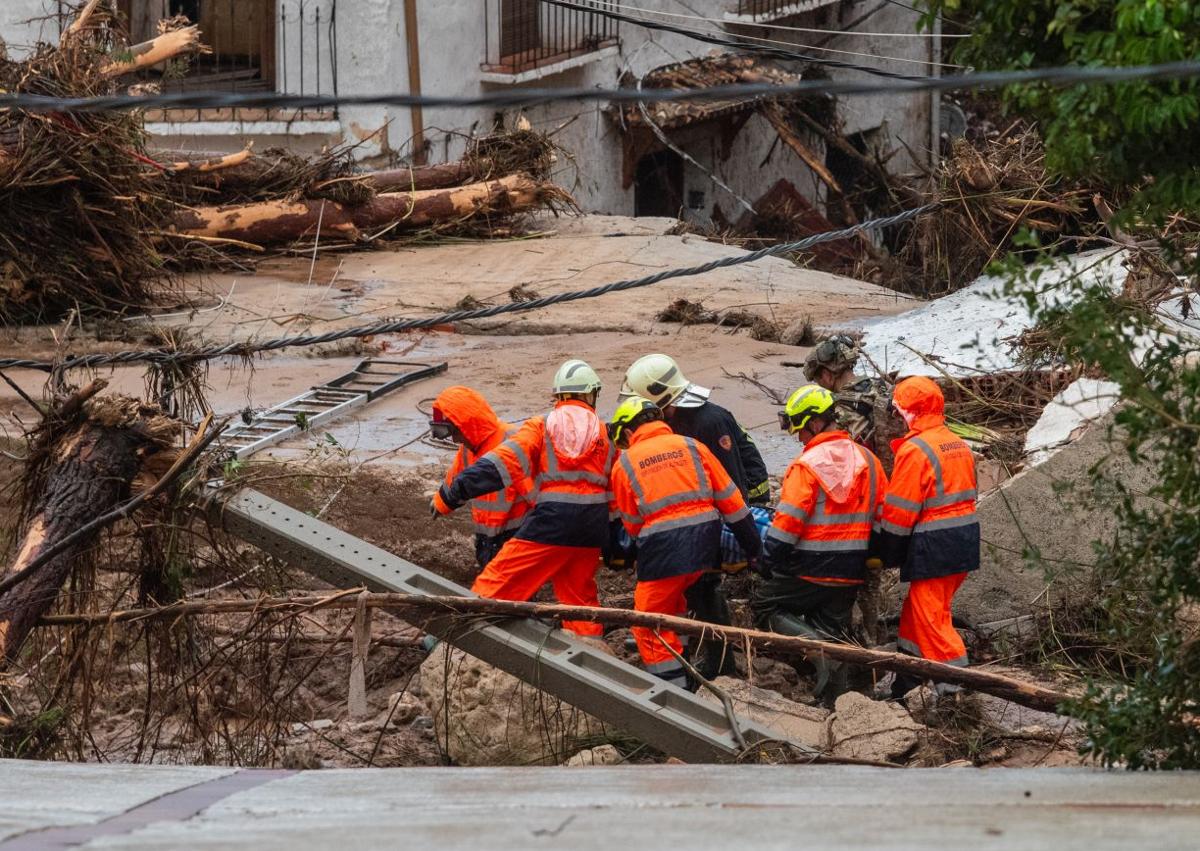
634,150,684,218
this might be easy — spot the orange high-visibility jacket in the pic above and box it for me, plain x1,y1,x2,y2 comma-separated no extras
763,430,887,583
431,386,533,542
442,399,615,549
611,420,761,581
871,377,980,582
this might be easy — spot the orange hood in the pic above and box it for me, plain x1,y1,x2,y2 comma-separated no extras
892,376,945,432
433,386,505,451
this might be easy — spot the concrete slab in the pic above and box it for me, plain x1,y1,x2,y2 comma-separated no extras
0,759,234,842
0,764,1183,850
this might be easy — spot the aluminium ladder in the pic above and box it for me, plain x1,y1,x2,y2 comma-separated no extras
215,359,447,460
217,488,815,764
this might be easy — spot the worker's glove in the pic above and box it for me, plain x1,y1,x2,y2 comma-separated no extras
865,557,884,572
750,557,772,581
430,486,458,518
720,561,749,575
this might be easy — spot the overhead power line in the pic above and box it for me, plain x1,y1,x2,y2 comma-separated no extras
0,205,935,374
575,0,964,69
541,0,923,80
1,59,1197,113
589,0,971,38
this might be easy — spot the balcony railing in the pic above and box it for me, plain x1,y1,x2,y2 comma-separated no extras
731,0,840,22
147,0,338,121
482,0,618,76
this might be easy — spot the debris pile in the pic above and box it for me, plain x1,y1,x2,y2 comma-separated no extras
0,6,201,322
0,2,575,323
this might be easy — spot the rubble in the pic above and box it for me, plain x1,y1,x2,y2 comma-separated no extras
564,745,624,767
414,643,609,766
827,692,921,762
698,677,829,751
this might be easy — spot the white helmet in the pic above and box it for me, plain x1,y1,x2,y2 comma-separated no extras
552,359,602,396
620,354,711,409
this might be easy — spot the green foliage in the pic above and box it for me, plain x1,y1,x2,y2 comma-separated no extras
994,252,1200,768
924,0,1200,769
925,0,1200,223
0,707,66,759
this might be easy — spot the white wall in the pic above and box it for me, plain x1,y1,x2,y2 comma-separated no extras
0,0,63,57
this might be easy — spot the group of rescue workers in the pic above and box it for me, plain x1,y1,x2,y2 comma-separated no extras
428,336,980,704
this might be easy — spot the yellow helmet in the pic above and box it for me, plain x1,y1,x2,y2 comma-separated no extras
779,384,835,434
608,395,660,443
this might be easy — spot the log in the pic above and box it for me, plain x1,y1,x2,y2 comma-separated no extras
37,592,1074,713
167,147,253,174
364,161,484,193
0,393,185,666
100,26,206,79
61,0,104,44
169,173,555,245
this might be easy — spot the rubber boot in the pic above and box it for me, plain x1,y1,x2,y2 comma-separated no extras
769,611,842,700
686,575,736,679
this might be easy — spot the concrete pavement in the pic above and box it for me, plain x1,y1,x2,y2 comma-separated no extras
2,760,1199,849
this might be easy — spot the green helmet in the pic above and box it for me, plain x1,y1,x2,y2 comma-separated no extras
779,384,835,434
608,395,661,443
803,335,860,382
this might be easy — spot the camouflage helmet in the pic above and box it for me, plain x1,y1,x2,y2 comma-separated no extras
803,334,860,381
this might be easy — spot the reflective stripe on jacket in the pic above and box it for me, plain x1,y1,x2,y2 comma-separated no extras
611,420,757,581
464,399,614,548
872,422,980,582
763,431,887,583
431,387,533,552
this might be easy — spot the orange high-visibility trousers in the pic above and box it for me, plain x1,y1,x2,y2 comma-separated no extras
632,571,704,681
897,572,968,665
471,538,603,637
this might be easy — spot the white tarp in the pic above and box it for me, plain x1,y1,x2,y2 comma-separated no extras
854,249,1129,378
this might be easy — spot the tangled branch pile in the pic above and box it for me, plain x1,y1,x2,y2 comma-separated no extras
0,8,201,323
895,130,1100,297
0,2,575,324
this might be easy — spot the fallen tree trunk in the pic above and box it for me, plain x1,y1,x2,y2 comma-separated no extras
0,387,182,666
36,591,1074,713
169,173,558,245
363,160,501,193
99,26,206,79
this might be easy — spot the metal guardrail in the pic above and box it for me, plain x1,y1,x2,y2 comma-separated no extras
217,488,813,763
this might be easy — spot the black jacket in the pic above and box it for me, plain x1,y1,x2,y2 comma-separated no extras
669,401,771,504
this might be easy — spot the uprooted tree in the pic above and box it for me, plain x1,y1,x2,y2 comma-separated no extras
0,382,186,666
923,0,1200,768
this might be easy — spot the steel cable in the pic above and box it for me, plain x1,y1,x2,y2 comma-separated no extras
1,60,1199,113
0,205,934,374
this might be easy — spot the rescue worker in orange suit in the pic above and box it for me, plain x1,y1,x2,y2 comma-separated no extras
608,396,762,689
429,386,533,570
752,384,887,703
620,353,770,678
870,375,980,698
432,360,613,638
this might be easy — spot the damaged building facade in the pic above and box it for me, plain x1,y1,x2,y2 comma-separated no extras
0,0,941,224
